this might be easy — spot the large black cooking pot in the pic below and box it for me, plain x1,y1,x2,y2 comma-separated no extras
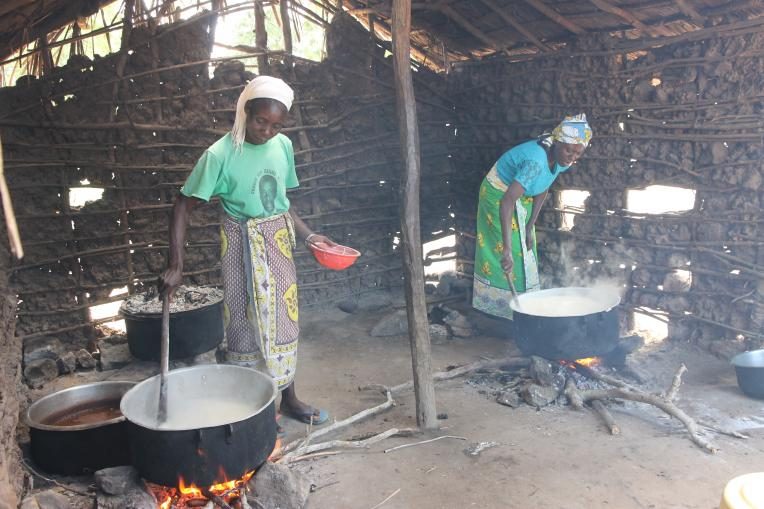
731,349,764,399
26,381,135,475
121,301,223,361
509,287,621,360
120,365,277,487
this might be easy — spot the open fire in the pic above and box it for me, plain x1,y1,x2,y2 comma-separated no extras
151,438,283,508
151,469,254,509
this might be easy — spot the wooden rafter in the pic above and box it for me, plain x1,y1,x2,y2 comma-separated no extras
438,4,511,56
520,0,585,35
588,0,664,37
674,0,704,22
477,0,552,52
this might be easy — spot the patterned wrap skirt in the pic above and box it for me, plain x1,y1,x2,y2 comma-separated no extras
472,165,541,320
220,212,299,389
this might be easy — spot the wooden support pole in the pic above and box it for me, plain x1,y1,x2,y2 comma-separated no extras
391,0,437,430
520,0,585,34
254,0,269,73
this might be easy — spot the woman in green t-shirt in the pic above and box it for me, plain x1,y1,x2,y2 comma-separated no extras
160,76,335,426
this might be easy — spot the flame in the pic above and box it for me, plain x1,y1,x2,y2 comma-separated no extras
575,357,601,367
269,437,283,461
159,496,172,509
175,469,255,501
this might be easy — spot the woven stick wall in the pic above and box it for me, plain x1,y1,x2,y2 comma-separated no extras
0,10,454,346
451,28,764,355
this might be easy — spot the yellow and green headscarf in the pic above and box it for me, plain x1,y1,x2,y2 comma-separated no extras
551,113,593,147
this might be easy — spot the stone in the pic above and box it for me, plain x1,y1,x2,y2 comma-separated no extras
98,336,132,371
443,309,475,338
520,383,560,408
529,356,555,387
24,359,59,388
496,390,521,408
20,490,70,509
96,487,156,509
370,309,408,337
94,466,140,496
248,462,312,509
429,324,449,338
23,337,64,364
56,351,77,375
75,349,97,370
339,291,393,314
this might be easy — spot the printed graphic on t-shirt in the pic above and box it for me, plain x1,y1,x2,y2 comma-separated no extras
258,174,278,214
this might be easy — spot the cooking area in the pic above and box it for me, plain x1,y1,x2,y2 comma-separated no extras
2,0,764,508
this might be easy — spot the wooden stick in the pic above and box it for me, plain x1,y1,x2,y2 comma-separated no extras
361,356,530,394
201,488,234,509
590,399,620,435
0,135,23,259
564,377,584,410
697,421,749,440
665,364,687,401
368,488,401,509
279,390,396,456
383,435,466,453
577,386,717,453
278,428,400,463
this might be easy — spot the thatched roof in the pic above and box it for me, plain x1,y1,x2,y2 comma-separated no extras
3,0,764,67
0,0,114,61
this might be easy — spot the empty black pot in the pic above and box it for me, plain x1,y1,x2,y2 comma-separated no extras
731,349,764,399
121,300,223,361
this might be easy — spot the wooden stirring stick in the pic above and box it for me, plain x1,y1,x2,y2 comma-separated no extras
157,292,170,423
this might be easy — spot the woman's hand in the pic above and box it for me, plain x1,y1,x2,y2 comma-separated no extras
501,244,514,283
524,225,534,252
158,266,183,298
305,233,337,249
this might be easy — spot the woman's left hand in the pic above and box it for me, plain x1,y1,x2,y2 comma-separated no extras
305,233,337,248
524,225,534,252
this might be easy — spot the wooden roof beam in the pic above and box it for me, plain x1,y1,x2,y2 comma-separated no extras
520,0,585,35
438,4,513,56
674,0,704,23
478,0,552,52
588,0,664,37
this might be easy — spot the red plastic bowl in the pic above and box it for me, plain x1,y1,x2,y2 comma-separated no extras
309,242,361,271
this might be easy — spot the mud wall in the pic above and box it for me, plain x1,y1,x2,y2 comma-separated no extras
0,13,453,355
449,31,764,356
0,246,22,506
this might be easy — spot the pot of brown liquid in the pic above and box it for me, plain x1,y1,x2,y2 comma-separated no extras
26,381,135,474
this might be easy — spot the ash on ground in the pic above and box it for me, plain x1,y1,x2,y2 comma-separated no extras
121,285,223,315
466,358,615,409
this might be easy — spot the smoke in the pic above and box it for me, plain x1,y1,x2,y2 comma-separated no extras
549,241,626,300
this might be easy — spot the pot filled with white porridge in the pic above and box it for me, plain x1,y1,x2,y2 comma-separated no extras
509,287,621,360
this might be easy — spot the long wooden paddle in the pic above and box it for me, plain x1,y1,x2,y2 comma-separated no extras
157,292,170,424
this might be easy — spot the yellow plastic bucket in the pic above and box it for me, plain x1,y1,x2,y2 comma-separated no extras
720,473,764,509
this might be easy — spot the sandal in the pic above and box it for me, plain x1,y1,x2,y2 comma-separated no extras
281,407,329,425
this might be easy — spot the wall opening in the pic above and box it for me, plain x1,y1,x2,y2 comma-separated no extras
69,186,104,209
559,190,590,231
423,233,456,277
88,286,127,333
633,307,669,343
626,185,695,214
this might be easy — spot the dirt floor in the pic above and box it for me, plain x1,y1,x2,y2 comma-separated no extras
21,301,764,509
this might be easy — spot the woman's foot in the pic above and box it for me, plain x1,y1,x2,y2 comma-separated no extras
280,383,329,425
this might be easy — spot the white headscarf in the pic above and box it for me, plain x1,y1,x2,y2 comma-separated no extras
231,76,294,151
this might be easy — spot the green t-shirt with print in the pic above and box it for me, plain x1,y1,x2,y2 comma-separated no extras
181,133,299,220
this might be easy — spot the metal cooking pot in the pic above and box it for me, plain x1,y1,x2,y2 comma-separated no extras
121,301,224,361
26,381,135,475
509,287,621,360
731,349,764,399
120,365,277,487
